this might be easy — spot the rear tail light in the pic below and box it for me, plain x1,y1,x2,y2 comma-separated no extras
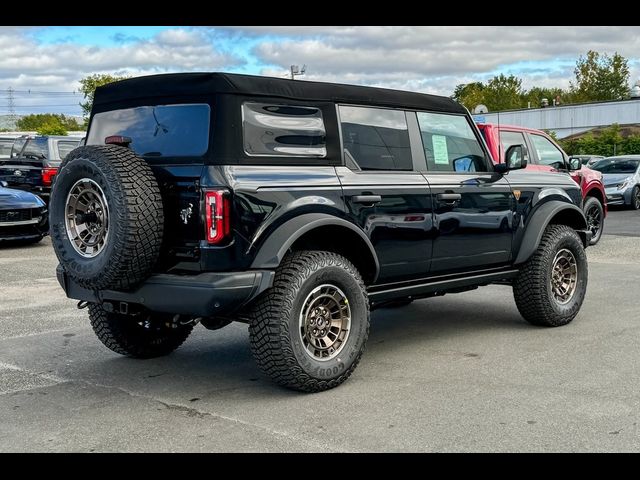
42,167,58,186
204,190,231,244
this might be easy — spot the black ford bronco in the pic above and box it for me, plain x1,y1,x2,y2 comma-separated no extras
50,73,590,392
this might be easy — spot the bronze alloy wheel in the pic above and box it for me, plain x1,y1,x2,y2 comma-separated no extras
550,248,578,305
64,178,109,258
299,284,351,361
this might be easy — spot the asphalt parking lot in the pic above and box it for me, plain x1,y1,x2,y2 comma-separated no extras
1,209,640,452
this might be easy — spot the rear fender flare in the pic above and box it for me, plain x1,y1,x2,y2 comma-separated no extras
249,213,380,282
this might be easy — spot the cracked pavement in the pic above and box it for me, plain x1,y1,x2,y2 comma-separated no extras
1,209,640,452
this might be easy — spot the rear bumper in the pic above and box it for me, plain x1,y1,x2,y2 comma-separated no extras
56,265,275,317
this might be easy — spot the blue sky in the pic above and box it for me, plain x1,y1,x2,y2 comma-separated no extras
1,26,639,116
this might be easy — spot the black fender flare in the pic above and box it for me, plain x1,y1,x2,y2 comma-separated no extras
250,213,380,282
514,201,588,265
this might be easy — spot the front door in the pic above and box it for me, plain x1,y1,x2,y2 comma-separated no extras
415,111,515,273
337,105,433,283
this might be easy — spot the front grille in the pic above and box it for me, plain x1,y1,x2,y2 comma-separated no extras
0,209,33,223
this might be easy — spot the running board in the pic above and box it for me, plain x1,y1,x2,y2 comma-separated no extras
368,269,519,304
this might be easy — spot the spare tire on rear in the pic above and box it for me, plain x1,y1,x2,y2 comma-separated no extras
50,145,164,291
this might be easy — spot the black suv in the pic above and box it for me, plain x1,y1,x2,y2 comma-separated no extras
50,73,591,392
0,135,82,202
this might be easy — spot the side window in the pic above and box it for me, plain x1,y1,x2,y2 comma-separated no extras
339,105,412,171
499,130,529,163
57,141,80,160
416,112,487,172
242,102,326,157
0,139,13,158
11,138,26,158
530,134,564,167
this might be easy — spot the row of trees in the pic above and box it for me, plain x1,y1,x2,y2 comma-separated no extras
453,51,632,111
558,124,640,156
0,74,127,135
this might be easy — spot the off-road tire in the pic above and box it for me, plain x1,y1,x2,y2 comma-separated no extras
50,145,163,290
248,251,370,392
583,196,604,245
88,303,193,359
513,224,588,327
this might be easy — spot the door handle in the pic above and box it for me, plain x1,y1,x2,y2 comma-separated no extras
437,193,461,203
352,195,382,205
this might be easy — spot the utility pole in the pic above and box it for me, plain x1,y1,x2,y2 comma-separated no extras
290,64,306,80
7,87,16,127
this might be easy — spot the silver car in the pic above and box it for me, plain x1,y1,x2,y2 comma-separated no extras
590,155,640,209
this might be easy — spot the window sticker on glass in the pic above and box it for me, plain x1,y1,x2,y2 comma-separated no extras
432,135,449,165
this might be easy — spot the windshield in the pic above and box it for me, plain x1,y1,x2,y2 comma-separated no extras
591,158,640,174
87,104,210,158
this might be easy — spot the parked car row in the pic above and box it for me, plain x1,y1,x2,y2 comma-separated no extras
0,134,83,243
0,134,83,203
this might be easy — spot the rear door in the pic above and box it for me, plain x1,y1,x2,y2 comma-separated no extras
416,112,515,273
337,105,433,283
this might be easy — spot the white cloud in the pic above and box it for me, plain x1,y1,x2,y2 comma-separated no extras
250,26,640,76
2,26,640,115
0,27,242,95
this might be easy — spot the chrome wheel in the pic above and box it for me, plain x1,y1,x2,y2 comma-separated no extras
634,188,640,209
65,178,109,258
299,284,351,361
585,203,602,239
550,248,578,305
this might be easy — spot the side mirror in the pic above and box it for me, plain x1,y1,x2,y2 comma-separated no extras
0,180,8,188
567,157,582,171
495,144,528,174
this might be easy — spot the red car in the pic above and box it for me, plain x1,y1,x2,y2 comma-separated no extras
477,123,607,244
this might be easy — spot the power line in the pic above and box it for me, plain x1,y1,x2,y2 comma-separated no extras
7,104,80,108
7,87,16,125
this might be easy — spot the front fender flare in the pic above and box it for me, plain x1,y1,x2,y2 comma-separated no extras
514,201,588,265
249,213,380,282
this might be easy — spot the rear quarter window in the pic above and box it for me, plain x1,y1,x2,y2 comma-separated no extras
242,102,326,158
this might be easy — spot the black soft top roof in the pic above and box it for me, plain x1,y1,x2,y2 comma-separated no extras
93,72,466,114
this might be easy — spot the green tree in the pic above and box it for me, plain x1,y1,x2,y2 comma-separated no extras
452,82,486,111
79,74,128,118
17,113,81,131
452,75,524,112
570,50,630,102
523,87,568,108
482,74,524,111
36,119,68,136
557,124,640,156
